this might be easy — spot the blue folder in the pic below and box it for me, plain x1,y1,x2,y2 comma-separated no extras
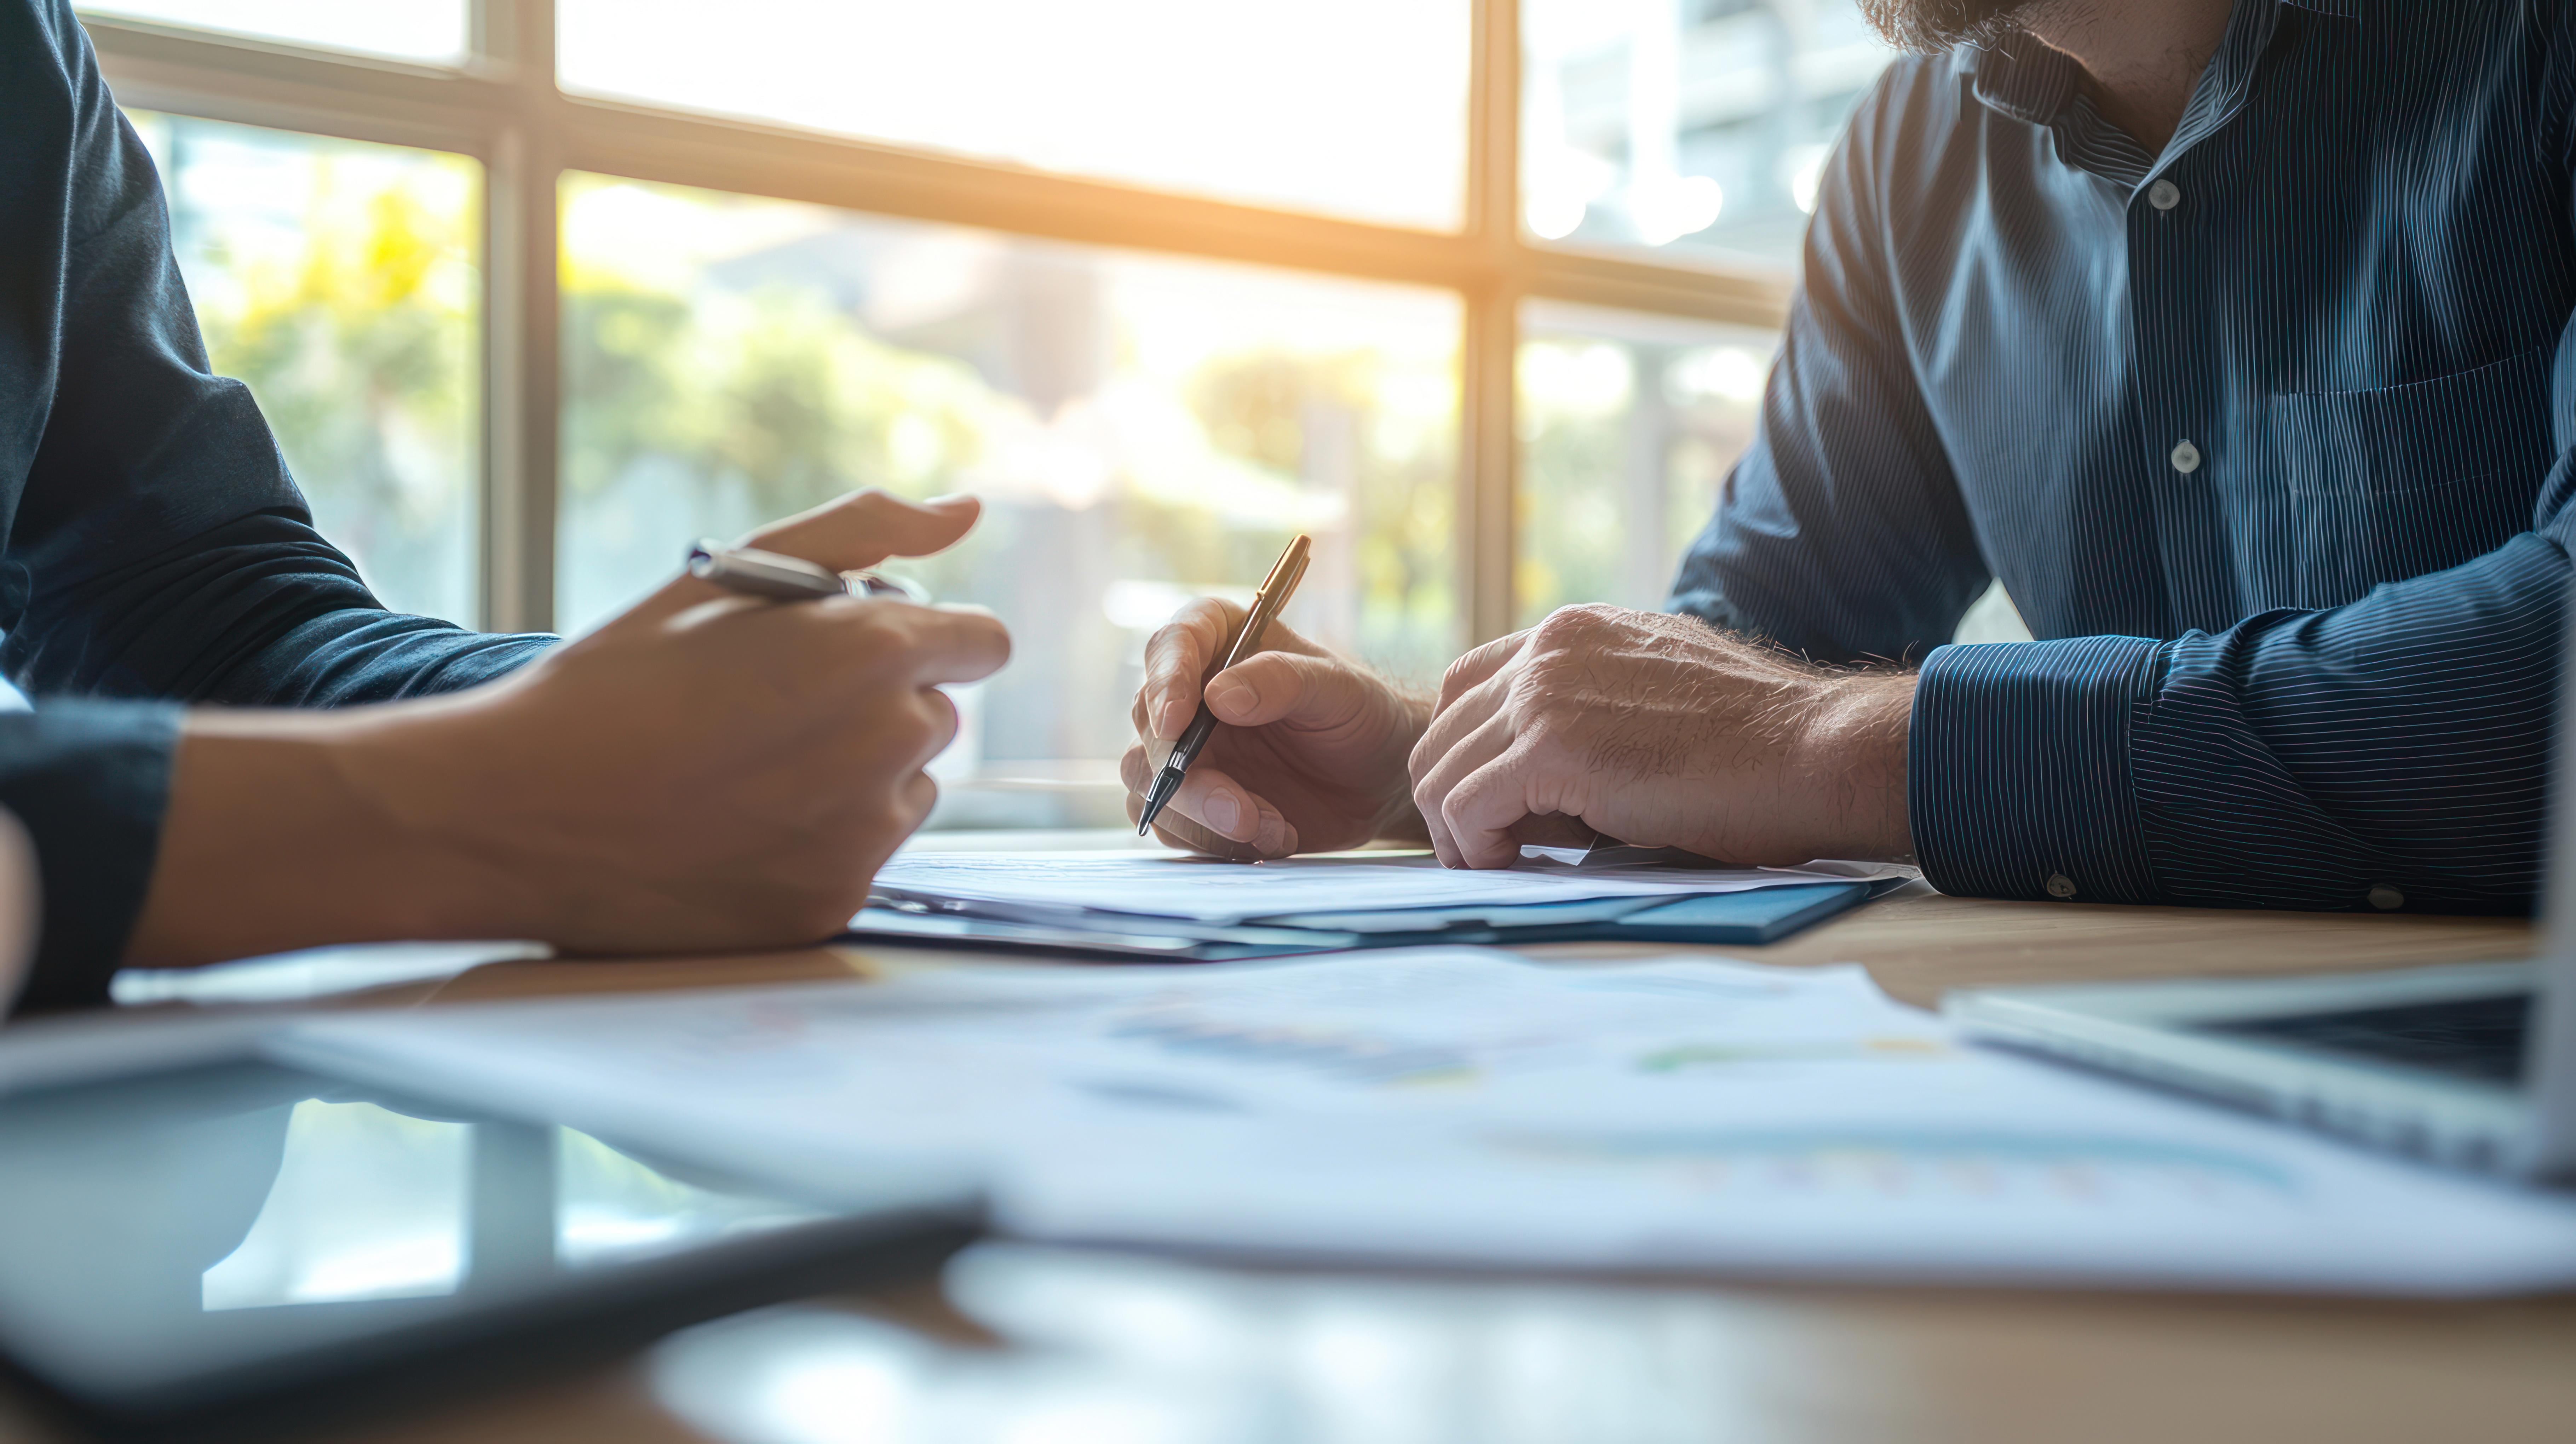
846,878,1901,962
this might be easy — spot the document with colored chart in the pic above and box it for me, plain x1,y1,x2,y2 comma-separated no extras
270,950,2576,1295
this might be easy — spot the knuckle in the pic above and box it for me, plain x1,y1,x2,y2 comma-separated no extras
1146,619,1200,667
1535,602,1614,643
1411,775,1444,815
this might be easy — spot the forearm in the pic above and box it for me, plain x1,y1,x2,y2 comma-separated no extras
122,702,529,967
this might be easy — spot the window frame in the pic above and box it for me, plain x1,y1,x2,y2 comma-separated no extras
81,0,1792,642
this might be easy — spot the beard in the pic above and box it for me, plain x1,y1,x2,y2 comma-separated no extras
1857,0,2041,53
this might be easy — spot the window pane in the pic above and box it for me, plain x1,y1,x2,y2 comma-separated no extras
560,176,1460,818
81,1,467,62
131,112,482,623
1522,0,1895,268
1517,301,1773,627
556,1,1470,231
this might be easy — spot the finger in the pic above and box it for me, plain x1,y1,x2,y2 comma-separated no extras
910,687,961,770
873,602,1013,685
1153,761,1286,850
1120,748,1298,858
745,490,979,571
1124,788,1222,856
626,491,980,626
1438,630,1532,712
1445,743,1548,870
1411,713,1517,868
1202,649,1378,732
1409,661,1513,810
1126,773,1299,860
1138,598,1340,741
1507,812,1597,849
896,769,940,833
1139,598,1239,741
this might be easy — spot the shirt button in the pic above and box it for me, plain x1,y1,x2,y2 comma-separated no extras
2170,440,2202,474
2148,178,2181,211
2046,873,2078,899
2368,884,2405,911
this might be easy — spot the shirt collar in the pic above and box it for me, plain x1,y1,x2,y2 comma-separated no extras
1964,28,2079,127
1963,0,2364,127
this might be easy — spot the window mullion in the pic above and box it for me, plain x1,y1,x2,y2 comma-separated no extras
473,0,558,633
1460,0,1521,647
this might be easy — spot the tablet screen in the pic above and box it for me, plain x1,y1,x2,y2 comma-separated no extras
0,1058,979,1431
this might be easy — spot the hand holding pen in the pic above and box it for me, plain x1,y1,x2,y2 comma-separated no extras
1135,534,1313,836
1122,536,1435,860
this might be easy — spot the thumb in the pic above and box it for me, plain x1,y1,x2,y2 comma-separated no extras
741,489,979,571
1204,649,1380,732
617,490,979,629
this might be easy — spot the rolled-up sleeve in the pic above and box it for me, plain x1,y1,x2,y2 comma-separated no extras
0,2,551,1006
0,703,180,1012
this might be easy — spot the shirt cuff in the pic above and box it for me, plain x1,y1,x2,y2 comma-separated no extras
1908,637,2168,904
0,700,183,1012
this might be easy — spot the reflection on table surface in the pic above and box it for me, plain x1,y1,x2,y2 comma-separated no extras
642,1243,2576,1444
0,1061,839,1407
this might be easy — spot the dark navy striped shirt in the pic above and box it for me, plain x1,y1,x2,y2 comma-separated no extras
1669,0,2576,913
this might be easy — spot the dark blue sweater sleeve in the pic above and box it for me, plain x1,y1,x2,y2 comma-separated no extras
0,1,551,1008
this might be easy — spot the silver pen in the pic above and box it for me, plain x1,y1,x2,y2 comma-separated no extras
686,540,928,602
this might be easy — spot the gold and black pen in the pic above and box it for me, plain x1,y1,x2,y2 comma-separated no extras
1135,533,1312,837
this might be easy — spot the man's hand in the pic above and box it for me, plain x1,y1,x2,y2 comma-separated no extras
127,490,1010,965
1409,604,1914,870
1120,598,1428,858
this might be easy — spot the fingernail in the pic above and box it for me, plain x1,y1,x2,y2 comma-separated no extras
1206,676,1255,719
1203,790,1241,836
1254,814,1290,856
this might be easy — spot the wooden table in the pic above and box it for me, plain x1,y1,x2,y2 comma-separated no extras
7,888,2568,1444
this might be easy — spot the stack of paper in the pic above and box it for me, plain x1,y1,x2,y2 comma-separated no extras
856,850,1912,956
870,850,1895,925
270,950,2576,1296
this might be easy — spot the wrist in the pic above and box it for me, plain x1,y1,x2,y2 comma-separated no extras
126,700,526,967
1373,686,1439,844
1792,670,1917,862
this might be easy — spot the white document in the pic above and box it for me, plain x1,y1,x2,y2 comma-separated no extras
269,950,2576,1295
870,850,1877,924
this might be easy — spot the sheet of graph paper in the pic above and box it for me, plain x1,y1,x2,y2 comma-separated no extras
268,950,2576,1295
868,850,1883,923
